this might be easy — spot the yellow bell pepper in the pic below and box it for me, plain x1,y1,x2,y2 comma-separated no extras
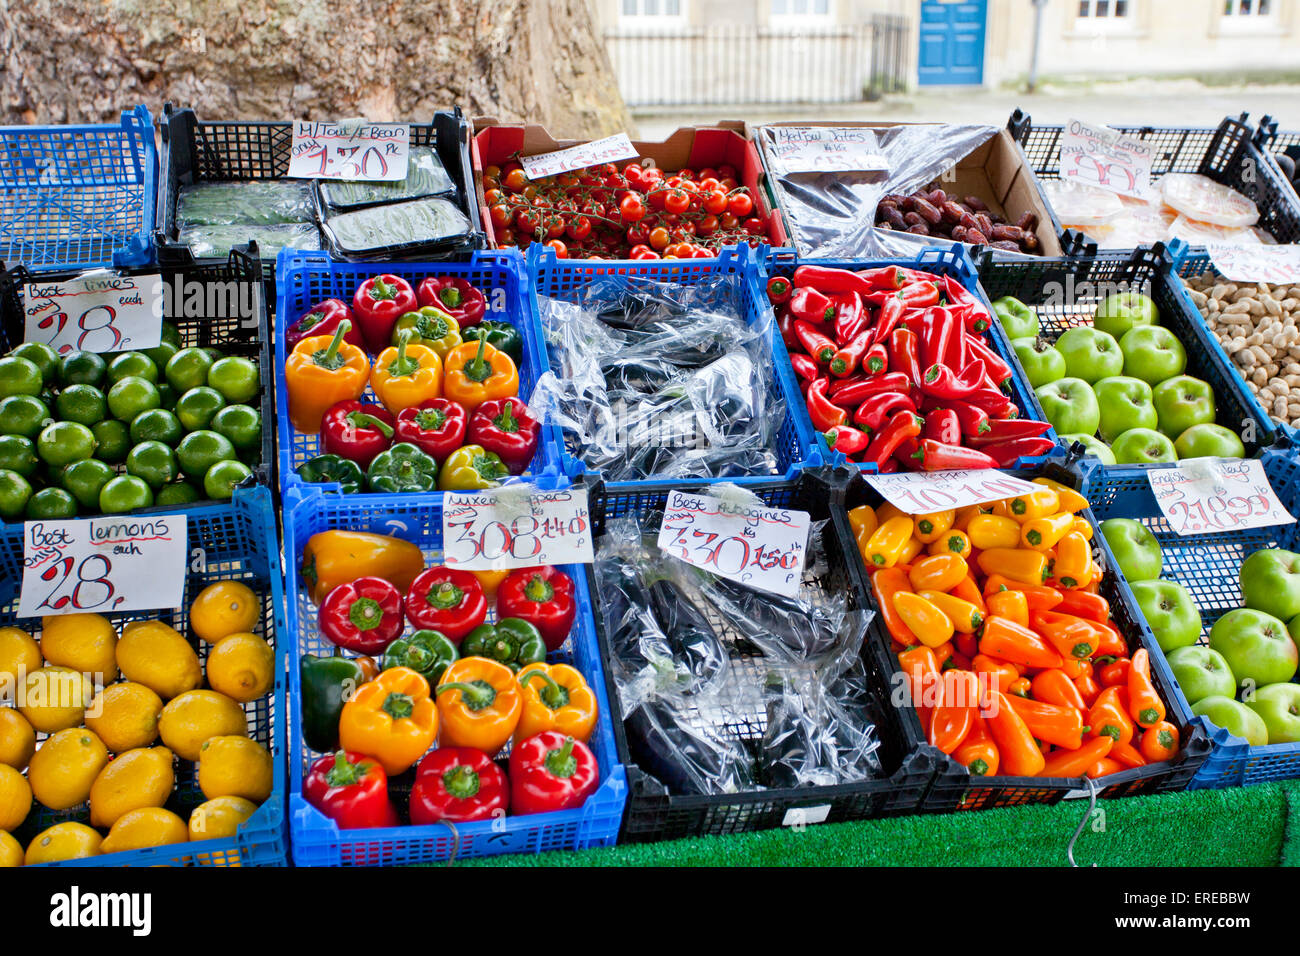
863,516,914,568
338,666,438,775
976,548,1050,586
912,510,955,544
1033,477,1089,514
370,330,443,415
892,592,954,648
435,657,521,757
514,663,598,744
1020,511,1076,552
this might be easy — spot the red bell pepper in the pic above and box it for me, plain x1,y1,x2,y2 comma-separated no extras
853,391,916,432
418,277,486,327
825,424,870,459
319,577,406,655
829,329,873,378
353,274,419,354
410,747,510,824
497,566,576,651
789,353,819,384
794,319,837,364
405,567,488,642
793,264,875,297
806,377,848,430
887,327,923,385
966,418,1053,446
304,750,399,830
925,408,962,446
864,410,922,468
790,286,836,325
870,293,907,347
766,275,793,304
829,371,911,409
467,397,540,475
394,398,468,463
909,440,1000,471
831,292,868,346
286,298,363,353
509,732,599,816
980,437,1056,466
320,399,396,467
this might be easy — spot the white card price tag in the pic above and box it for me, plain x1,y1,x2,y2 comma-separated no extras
288,120,410,182
1147,458,1295,536
442,487,594,570
23,272,163,354
1206,243,1300,285
763,127,890,176
1058,119,1155,200
518,134,639,181
866,470,1042,516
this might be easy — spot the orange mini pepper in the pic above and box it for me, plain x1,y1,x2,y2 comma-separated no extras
1006,695,1085,749
927,529,972,559
1087,686,1135,746
1059,656,1091,680
1127,648,1166,728
913,510,955,544
978,615,1064,670
1109,740,1148,769
899,535,924,564
1032,477,1089,513
1031,668,1088,711
1074,672,1102,708
1054,589,1109,623
893,591,954,648
864,516,915,568
908,554,969,593
873,567,917,646
951,575,987,615
369,330,443,414
1094,622,1128,658
1041,735,1112,778
976,548,1050,586
1008,676,1032,698
1087,757,1125,779
929,668,977,754
875,501,905,524
933,641,955,670
1096,657,1130,687
953,716,999,776
1007,487,1058,522
514,663,598,744
898,645,941,728
1034,610,1102,661
435,657,522,756
919,589,983,633
442,336,519,415
1141,721,1180,762
954,631,979,660
972,653,1020,695
286,319,372,434
1053,531,1093,589
985,690,1046,777
338,665,439,775
986,589,1029,628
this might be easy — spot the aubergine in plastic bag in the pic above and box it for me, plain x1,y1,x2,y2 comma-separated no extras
625,698,755,796
761,670,883,788
318,147,456,209
177,180,316,227
646,577,729,695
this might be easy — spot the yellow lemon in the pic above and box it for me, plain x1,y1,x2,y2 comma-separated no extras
100,807,189,854
18,665,92,733
0,829,21,867
25,822,101,864
198,736,272,803
190,581,260,644
188,795,258,841
205,633,274,703
89,746,174,829
158,690,248,761
28,728,109,811
115,620,202,700
0,764,32,831
85,682,163,752
0,626,42,697
40,613,119,684
0,708,37,770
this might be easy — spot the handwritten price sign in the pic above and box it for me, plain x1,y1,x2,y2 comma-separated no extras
866,470,1043,515
1058,119,1155,200
1147,458,1295,536
442,487,594,570
1206,243,1300,285
762,127,890,176
23,272,163,355
288,121,410,182
19,515,188,619
656,489,810,598
518,134,640,181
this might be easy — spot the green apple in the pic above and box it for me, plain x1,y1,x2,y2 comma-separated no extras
1012,337,1066,388
1100,517,1163,582
1192,695,1270,746
992,296,1039,339
1152,375,1216,439
1239,549,1300,622
1093,290,1158,341
1120,325,1187,385
1054,327,1124,384
1131,579,1202,652
1245,682,1300,744
1111,427,1177,464
1174,423,1245,460
1094,376,1158,443
1035,378,1100,435
1167,645,1238,705
1209,607,1299,688
1061,432,1116,464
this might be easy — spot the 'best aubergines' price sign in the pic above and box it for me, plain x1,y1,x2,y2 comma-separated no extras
866,469,1041,515
19,515,188,618
23,271,163,354
288,120,410,182
519,134,640,181
442,487,594,571
657,489,811,598
1058,119,1155,201
1147,458,1296,536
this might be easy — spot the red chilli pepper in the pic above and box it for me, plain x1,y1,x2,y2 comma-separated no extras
919,307,955,371
509,731,600,815
871,293,907,347
778,309,800,350
853,391,916,432
830,330,874,378
941,276,991,333
467,397,541,475
924,408,962,446
394,398,468,463
856,265,906,291
766,275,793,304
887,327,923,385
795,319,838,363
898,280,941,308
418,276,487,327
942,399,993,438
304,750,399,830
353,274,419,353
286,299,363,353
864,410,923,468
497,566,577,651
319,576,406,655
405,567,488,642
790,286,836,325
920,361,983,400
825,424,870,459
789,353,820,384
963,387,1014,418
807,377,848,430
410,747,510,824
966,418,1053,446
832,292,868,346
320,399,396,468
910,440,1000,472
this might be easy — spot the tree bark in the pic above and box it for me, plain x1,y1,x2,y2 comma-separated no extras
0,0,634,137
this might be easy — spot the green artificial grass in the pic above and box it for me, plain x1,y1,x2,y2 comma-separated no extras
467,781,1299,867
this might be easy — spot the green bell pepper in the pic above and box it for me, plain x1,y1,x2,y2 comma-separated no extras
991,296,1039,339
297,453,366,494
300,652,370,754
461,321,524,366
437,444,509,490
381,628,458,684
391,306,462,360
461,617,546,672
367,441,438,493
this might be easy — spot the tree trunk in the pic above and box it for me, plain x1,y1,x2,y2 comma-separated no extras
0,0,634,137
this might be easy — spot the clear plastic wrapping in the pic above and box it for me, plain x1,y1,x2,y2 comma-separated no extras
318,147,457,210
178,221,322,260
321,196,472,255
177,180,316,226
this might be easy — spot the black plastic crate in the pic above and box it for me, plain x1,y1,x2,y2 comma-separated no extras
0,245,275,517
584,466,938,843
975,244,1278,465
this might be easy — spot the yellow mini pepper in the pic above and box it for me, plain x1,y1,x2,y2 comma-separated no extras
1020,511,1075,551
1033,477,1089,514
918,590,983,633
435,657,522,756
286,320,371,434
442,337,518,415
927,529,971,559
976,548,1050,586
1053,531,1093,589
892,591,954,648
968,514,1021,551
848,505,878,545
864,516,915,568
339,666,439,776
1007,487,1059,522
370,330,443,415
514,663,598,744
913,510,955,544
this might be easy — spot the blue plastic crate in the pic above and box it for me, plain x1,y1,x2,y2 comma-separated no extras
1,486,288,866
0,106,156,272
1081,448,1300,790
274,249,559,506
758,242,1056,473
283,484,626,865
526,243,820,491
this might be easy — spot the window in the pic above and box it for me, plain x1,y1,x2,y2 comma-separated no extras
1078,0,1130,16
1223,0,1271,15
621,0,683,16
771,0,830,18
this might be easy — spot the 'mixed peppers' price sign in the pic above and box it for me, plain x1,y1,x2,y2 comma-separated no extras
442,487,594,571
518,133,639,181
1147,458,1295,536
23,271,163,355
288,120,410,182
657,489,810,598
19,515,188,618
866,469,1041,515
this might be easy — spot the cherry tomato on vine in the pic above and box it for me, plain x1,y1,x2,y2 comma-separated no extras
619,194,646,222
727,192,754,217
546,239,568,257
744,217,765,235
489,204,511,229
648,226,671,251
503,168,528,192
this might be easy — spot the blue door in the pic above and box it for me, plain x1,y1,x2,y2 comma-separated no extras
918,0,987,86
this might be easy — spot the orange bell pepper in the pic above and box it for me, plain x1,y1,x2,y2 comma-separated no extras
908,554,969,593
514,663,598,744
1031,668,1088,711
300,529,426,605
1041,735,1112,778
286,320,372,434
873,567,917,646
967,514,1022,551
1020,512,1075,552
919,590,983,633
442,337,519,415
1032,477,1089,513
894,591,955,648
863,516,915,568
985,690,1046,777
930,669,977,754
1140,721,1180,762
339,666,439,775
912,510,955,544
435,657,522,756
953,716,1000,776
1127,648,1166,729
1006,695,1085,749
927,529,972,559
986,589,1029,628
976,548,1050,586
1053,531,1093,589
1087,686,1135,746
979,615,1064,669
1007,487,1058,522
369,330,443,415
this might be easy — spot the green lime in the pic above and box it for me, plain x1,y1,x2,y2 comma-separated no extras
0,394,52,438
0,469,33,519
37,420,96,469
0,434,39,477
164,347,214,393
176,430,237,481
59,350,107,387
175,387,226,432
107,375,161,422
206,356,260,404
210,404,261,453
202,348,224,364
90,419,130,465
61,458,115,510
99,474,154,514
160,321,182,350
106,351,158,385
155,481,201,507
0,355,42,398
157,383,178,411
204,459,252,500
25,487,77,519
8,342,59,383
126,440,179,490
54,384,108,427
143,338,179,371
130,408,183,447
